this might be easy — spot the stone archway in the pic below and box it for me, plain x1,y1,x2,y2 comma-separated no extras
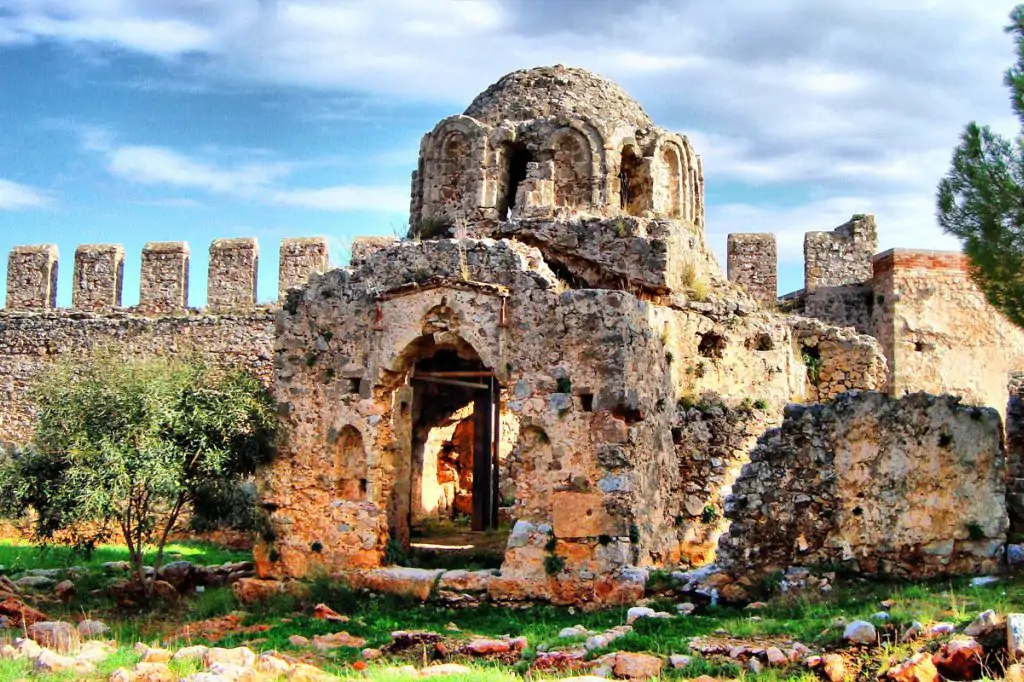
388,334,506,562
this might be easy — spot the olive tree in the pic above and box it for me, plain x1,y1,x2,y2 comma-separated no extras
0,350,275,596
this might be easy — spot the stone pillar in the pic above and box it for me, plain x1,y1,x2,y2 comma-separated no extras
6,245,58,311
207,238,258,312
139,241,190,314
804,214,878,290
72,244,125,311
727,233,777,305
278,237,329,300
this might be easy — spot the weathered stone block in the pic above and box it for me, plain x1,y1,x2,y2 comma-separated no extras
7,244,58,311
138,241,189,314
727,233,776,305
552,492,625,538
208,238,258,311
279,237,328,299
72,244,124,311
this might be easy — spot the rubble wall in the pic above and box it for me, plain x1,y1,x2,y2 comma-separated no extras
873,249,1024,413
718,392,1008,579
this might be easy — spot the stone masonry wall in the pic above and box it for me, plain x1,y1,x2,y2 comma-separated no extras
791,317,889,401
726,233,776,306
0,237,326,445
1007,373,1024,541
803,215,877,290
872,249,1024,414
718,392,1008,579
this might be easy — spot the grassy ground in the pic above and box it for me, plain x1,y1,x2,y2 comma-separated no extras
2,540,1023,680
0,539,250,574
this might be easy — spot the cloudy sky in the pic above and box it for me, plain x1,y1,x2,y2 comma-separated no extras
0,0,1018,305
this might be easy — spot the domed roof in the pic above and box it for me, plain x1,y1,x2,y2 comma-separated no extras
463,65,653,130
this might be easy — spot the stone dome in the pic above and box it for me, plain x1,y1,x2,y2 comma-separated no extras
463,65,654,131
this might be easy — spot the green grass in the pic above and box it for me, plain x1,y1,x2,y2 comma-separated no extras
0,539,251,574
4,561,1024,681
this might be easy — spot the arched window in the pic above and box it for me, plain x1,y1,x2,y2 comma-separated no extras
551,130,592,209
619,146,651,216
334,425,368,502
498,143,533,216
660,145,683,218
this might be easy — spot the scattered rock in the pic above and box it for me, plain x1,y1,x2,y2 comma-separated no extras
288,635,310,648
136,643,172,664
129,662,176,682
0,597,48,627
746,601,768,610
312,631,366,651
887,652,938,682
822,653,847,682
927,622,957,638
231,577,287,604
965,609,1001,636
15,575,56,590
78,619,110,637
171,645,209,661
34,648,95,674
1009,613,1024,661
871,611,890,621
78,640,115,663
27,621,80,654
156,561,194,589
362,648,382,660
256,653,292,675
203,646,257,668
766,646,787,667
748,658,764,674
626,606,656,624
668,654,691,669
932,637,983,680
463,638,512,656
612,651,663,679
902,621,925,642
53,579,76,601
312,603,348,622
969,576,999,587
843,620,877,645
676,602,696,615
559,625,592,639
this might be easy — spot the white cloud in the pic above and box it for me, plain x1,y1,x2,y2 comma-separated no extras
270,186,409,213
0,179,50,210
107,145,293,194
86,136,407,213
5,0,1024,253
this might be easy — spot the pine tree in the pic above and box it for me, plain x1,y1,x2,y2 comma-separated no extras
938,5,1024,327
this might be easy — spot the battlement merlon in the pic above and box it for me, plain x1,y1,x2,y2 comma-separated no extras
73,244,125,311
803,214,878,291
727,233,777,305
208,238,259,312
7,244,58,311
138,241,191,315
279,237,330,301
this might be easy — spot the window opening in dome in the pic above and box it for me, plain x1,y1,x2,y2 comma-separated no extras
619,146,650,217
500,144,533,218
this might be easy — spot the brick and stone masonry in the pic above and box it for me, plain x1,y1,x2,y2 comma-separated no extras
727,233,776,305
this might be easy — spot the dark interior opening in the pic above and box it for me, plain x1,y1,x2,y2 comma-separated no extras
501,145,533,216
698,331,726,359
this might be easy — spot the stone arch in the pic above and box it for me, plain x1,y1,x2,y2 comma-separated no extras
658,141,684,218
333,424,369,502
619,143,652,216
549,128,593,209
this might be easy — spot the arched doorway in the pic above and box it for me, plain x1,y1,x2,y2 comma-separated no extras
619,145,651,216
390,335,510,568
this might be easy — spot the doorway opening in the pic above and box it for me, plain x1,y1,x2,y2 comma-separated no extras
499,143,534,218
619,146,650,216
397,340,512,569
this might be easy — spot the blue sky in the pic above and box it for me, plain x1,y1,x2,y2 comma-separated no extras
0,0,1018,305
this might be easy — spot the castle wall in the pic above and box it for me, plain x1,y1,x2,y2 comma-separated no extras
726,233,776,306
1007,373,1024,540
0,237,326,444
872,249,1024,413
718,392,1008,579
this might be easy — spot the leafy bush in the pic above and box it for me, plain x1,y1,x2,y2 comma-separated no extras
0,349,276,598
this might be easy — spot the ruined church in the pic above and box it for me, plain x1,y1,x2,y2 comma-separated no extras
3,65,1024,605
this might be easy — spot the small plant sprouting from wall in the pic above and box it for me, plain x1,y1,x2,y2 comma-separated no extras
966,522,985,541
753,398,769,410
701,504,718,524
544,553,566,576
628,523,641,545
556,376,572,394
802,346,822,385
613,219,631,238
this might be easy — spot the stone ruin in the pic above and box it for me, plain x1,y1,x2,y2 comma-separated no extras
3,65,1024,606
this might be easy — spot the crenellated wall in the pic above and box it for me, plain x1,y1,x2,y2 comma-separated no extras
0,236,329,444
